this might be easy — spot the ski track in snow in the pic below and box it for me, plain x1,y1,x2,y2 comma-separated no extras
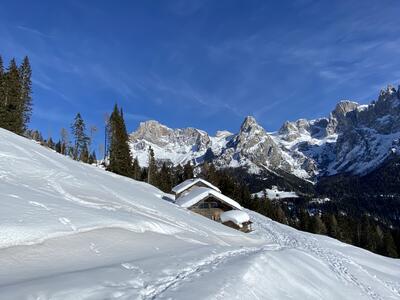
29,201,51,211
139,245,281,300
250,212,400,299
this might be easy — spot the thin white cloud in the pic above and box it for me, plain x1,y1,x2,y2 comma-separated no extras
16,25,53,39
32,78,73,104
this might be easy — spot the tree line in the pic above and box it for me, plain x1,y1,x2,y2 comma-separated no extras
0,56,32,135
26,112,98,164
248,194,399,258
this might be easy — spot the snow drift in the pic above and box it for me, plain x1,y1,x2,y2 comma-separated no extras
0,128,399,299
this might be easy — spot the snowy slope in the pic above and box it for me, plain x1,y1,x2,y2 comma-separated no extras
1,128,399,300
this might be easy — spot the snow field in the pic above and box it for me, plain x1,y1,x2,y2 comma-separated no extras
0,128,399,299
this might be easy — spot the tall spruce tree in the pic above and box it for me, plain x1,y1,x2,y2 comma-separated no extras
147,146,158,185
19,56,32,131
183,161,194,180
159,162,172,192
71,113,89,161
132,157,142,180
46,137,55,149
383,231,398,258
173,164,184,185
0,57,33,134
0,56,4,127
79,143,90,163
107,104,133,177
2,59,23,134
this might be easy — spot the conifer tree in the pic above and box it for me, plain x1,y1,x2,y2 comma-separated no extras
55,140,62,153
47,137,55,149
71,113,89,161
140,167,148,182
19,56,32,131
173,164,184,185
309,215,327,234
30,129,43,142
107,104,133,177
132,157,141,180
183,161,194,180
299,209,310,231
203,162,218,185
273,205,288,225
79,143,90,163
383,231,398,258
0,56,4,126
159,162,172,192
147,146,158,185
2,59,23,133
327,214,339,239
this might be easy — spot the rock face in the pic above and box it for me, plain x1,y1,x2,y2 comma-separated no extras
131,120,210,150
219,116,284,170
274,85,400,177
129,85,400,179
130,120,215,166
129,117,288,174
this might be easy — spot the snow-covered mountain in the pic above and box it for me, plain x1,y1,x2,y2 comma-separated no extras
275,85,400,177
129,117,303,176
1,128,399,299
130,85,400,179
130,119,231,167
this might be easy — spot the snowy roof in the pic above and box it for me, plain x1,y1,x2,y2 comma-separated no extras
220,210,250,226
172,178,221,194
175,187,242,210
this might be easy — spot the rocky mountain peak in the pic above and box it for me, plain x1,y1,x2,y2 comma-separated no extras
379,85,397,99
279,121,298,135
131,120,171,143
331,100,359,119
240,116,260,133
376,85,400,110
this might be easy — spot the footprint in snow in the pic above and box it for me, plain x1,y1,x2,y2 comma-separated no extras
90,242,101,255
121,263,144,274
58,217,77,231
29,201,50,211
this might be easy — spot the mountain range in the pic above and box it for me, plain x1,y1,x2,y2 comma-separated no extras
129,85,400,181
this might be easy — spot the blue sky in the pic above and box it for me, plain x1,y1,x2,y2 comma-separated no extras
1,0,400,147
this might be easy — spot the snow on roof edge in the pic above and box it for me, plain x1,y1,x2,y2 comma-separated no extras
175,187,242,210
172,178,221,194
220,210,250,226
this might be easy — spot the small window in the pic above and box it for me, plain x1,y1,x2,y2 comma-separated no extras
199,203,209,209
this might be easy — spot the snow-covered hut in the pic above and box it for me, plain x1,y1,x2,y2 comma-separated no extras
172,178,221,199
174,185,252,232
220,210,252,233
